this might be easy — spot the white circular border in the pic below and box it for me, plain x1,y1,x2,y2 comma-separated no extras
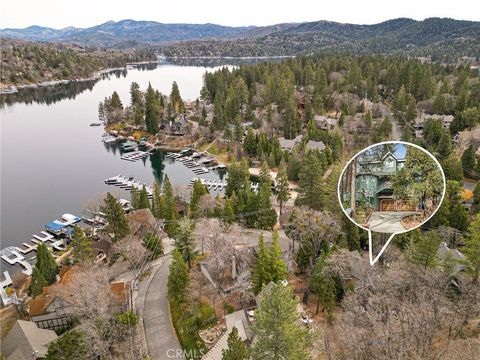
337,141,447,234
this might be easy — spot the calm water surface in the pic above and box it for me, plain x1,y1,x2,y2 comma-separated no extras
1,62,231,250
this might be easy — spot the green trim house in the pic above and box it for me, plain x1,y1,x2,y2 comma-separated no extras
355,152,407,211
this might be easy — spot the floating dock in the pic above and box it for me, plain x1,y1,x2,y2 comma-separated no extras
0,213,82,280
104,175,154,198
120,150,152,162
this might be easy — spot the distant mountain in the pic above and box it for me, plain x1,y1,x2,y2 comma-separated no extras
0,20,254,46
158,18,480,62
1,18,479,61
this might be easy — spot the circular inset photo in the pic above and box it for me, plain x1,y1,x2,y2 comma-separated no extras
338,141,446,234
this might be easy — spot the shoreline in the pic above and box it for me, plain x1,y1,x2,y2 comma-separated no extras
0,60,160,95
0,55,293,95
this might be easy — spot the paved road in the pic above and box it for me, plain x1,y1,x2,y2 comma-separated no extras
368,211,420,233
379,103,402,140
142,255,184,360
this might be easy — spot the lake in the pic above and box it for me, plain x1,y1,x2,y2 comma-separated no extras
0,60,236,253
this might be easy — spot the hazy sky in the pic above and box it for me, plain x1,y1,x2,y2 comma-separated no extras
1,0,479,29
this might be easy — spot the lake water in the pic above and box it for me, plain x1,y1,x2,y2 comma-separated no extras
0,61,235,252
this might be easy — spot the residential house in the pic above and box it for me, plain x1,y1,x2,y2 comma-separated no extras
305,140,326,152
415,113,455,133
199,230,293,294
27,266,132,331
438,242,465,273
314,115,337,131
201,309,252,360
1,320,57,359
26,266,77,331
278,134,303,152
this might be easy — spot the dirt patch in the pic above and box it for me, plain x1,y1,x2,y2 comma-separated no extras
0,306,22,339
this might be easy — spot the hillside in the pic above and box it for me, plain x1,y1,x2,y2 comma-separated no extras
2,18,479,61
159,18,480,62
0,39,156,87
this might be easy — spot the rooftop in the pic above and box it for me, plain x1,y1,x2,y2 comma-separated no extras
1,320,57,359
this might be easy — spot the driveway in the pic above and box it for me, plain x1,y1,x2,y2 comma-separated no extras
141,255,184,359
367,211,420,233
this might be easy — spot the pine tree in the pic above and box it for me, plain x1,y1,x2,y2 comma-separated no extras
167,250,189,303
223,197,235,223
268,230,287,283
35,243,59,285
244,128,257,157
251,283,311,360
46,330,89,360
130,81,142,107
405,96,417,123
110,91,123,110
162,175,178,236
222,326,250,360
100,192,129,242
463,214,480,284
71,226,92,263
145,83,161,134
174,218,197,268
437,131,452,160
251,233,269,295
408,231,441,270
138,185,151,209
151,181,163,218
170,81,185,113
394,85,407,113
310,257,336,316
226,162,248,197
461,144,476,177
190,179,208,217
276,162,290,215
29,267,48,297
296,151,324,210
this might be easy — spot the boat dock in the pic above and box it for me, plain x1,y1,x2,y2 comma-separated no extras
166,148,226,175
120,150,152,162
189,178,259,192
0,213,83,281
104,175,154,198
0,247,33,276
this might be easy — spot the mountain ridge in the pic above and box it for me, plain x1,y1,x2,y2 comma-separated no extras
1,18,479,61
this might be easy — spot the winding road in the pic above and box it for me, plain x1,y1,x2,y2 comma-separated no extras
138,255,184,359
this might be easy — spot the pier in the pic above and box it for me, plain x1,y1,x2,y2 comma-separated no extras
1,213,83,283
120,150,152,162
104,175,154,198
189,178,259,192
166,148,226,175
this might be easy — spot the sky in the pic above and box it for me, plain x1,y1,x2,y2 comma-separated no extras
1,0,479,29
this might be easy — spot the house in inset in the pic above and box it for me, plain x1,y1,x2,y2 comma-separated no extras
1,320,57,359
354,152,410,211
